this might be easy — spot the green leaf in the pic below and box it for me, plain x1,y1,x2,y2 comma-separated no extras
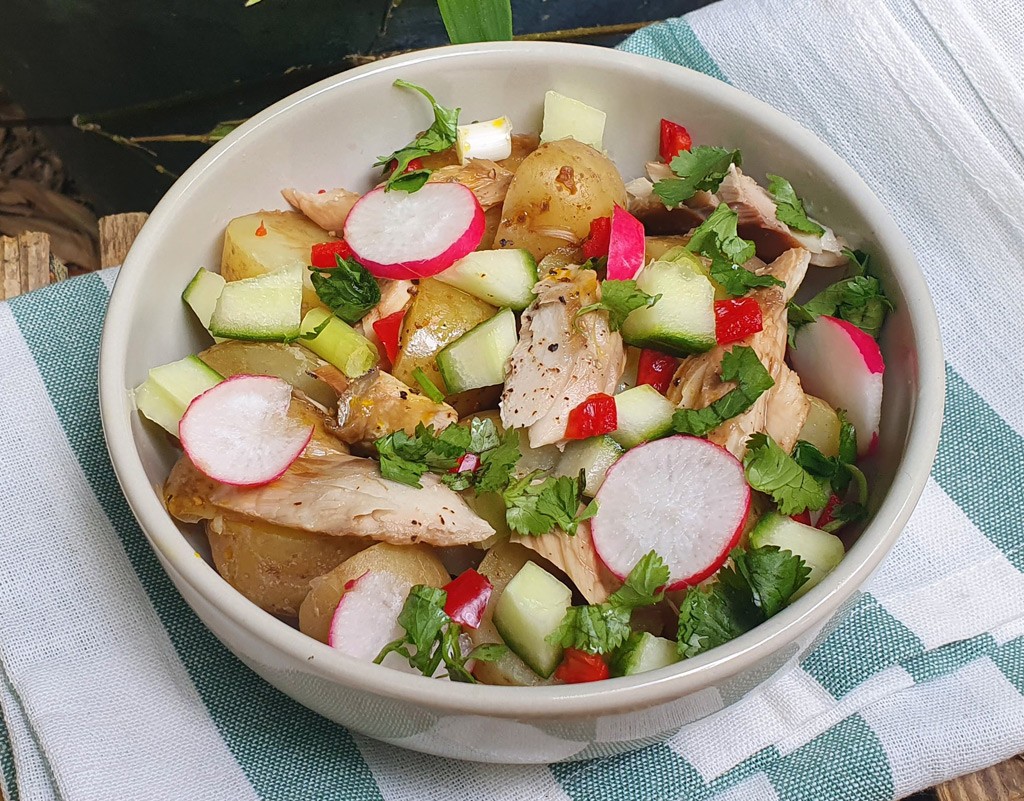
609,550,670,609
577,279,660,332
743,433,830,515
308,256,381,325
547,604,632,654
672,346,775,437
502,472,589,536
787,269,893,341
731,546,810,618
820,501,868,533
838,410,858,465
466,643,508,663
376,80,460,191
437,0,513,43
843,247,871,277
766,174,825,235
685,205,783,297
375,431,431,487
475,428,522,494
653,147,742,208
468,417,501,453
412,367,446,403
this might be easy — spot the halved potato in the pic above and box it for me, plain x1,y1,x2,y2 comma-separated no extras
221,210,334,313
198,340,338,409
298,542,450,644
799,394,843,458
207,516,366,618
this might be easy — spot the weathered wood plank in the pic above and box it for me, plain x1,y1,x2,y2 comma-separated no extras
935,755,1024,801
0,231,51,300
98,212,148,268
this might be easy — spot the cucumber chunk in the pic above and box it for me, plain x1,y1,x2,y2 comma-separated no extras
749,512,845,600
493,561,572,678
436,308,518,393
299,308,378,378
181,267,226,328
134,355,223,435
611,632,680,677
621,257,715,356
610,385,675,449
208,264,303,342
435,249,538,311
540,90,606,150
555,435,623,497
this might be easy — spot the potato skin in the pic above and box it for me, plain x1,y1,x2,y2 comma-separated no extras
208,516,366,618
298,542,450,644
494,139,626,261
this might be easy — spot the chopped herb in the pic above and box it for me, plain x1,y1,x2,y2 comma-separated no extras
308,256,381,325
653,146,742,208
767,174,825,235
577,279,660,331
549,551,670,654
743,433,830,516
677,545,810,658
820,501,869,533
672,346,775,437
474,428,522,494
502,471,593,536
375,80,460,192
686,205,784,297
838,409,858,465
375,584,506,681
412,367,446,403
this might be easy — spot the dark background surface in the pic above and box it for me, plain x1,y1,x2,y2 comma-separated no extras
0,0,715,214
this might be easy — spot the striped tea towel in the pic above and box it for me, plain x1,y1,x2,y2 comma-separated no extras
2,0,1024,798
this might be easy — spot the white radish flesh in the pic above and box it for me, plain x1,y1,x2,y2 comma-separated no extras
328,570,410,661
591,435,750,589
789,315,884,456
178,375,313,486
343,183,485,280
606,204,645,281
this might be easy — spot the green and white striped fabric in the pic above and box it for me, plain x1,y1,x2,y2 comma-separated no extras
2,0,1023,798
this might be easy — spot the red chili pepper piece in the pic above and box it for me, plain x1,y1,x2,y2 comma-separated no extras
555,648,610,683
816,494,843,529
449,453,481,474
386,157,424,174
310,240,355,269
581,216,612,260
255,220,267,237
372,308,407,364
564,393,618,440
790,510,813,526
442,569,493,629
659,118,692,163
714,297,764,345
636,349,680,395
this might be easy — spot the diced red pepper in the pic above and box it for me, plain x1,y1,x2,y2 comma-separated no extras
564,393,618,440
816,494,843,529
442,569,492,629
636,349,680,395
790,510,813,526
449,453,480,475
581,216,612,260
255,220,267,237
371,308,407,364
659,118,692,163
311,240,354,269
714,297,764,345
555,648,610,683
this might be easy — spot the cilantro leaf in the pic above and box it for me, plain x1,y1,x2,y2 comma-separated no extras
686,205,783,297
820,501,868,533
375,80,460,192
548,550,669,654
375,431,432,487
503,471,589,536
791,439,857,496
766,174,825,235
743,433,830,515
653,146,742,208
837,410,858,465
677,546,809,658
672,346,775,437
308,256,381,325
577,280,660,332
475,428,522,494
844,247,871,277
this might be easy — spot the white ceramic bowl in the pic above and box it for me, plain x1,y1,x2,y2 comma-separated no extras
99,41,944,763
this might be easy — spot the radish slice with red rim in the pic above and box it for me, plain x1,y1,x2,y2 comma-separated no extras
605,204,646,281
591,435,750,590
344,183,485,280
328,570,410,661
178,374,313,487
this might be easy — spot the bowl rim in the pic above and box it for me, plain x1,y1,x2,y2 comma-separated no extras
99,40,945,719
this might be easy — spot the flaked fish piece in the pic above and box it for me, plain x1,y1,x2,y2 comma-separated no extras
625,161,720,235
512,520,620,604
667,248,812,458
164,452,494,547
717,165,846,267
329,368,457,447
501,262,625,449
428,158,513,211
281,187,360,235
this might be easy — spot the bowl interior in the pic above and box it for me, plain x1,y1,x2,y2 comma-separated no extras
101,42,942,714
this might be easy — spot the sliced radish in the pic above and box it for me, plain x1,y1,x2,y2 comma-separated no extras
606,204,646,281
788,315,884,456
178,374,313,486
328,570,410,660
343,183,485,280
592,436,750,590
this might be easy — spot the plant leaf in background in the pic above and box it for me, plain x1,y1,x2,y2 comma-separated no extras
437,0,514,43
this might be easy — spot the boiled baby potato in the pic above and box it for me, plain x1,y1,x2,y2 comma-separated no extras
494,139,626,261
298,542,450,644
208,516,366,618
798,395,843,458
390,279,497,393
198,340,338,409
221,210,334,313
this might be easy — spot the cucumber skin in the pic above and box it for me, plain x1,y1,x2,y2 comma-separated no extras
181,268,226,328
492,562,571,679
208,266,303,342
621,329,716,357
610,385,676,449
749,512,845,600
436,251,538,311
611,632,680,677
621,259,716,357
436,308,517,394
